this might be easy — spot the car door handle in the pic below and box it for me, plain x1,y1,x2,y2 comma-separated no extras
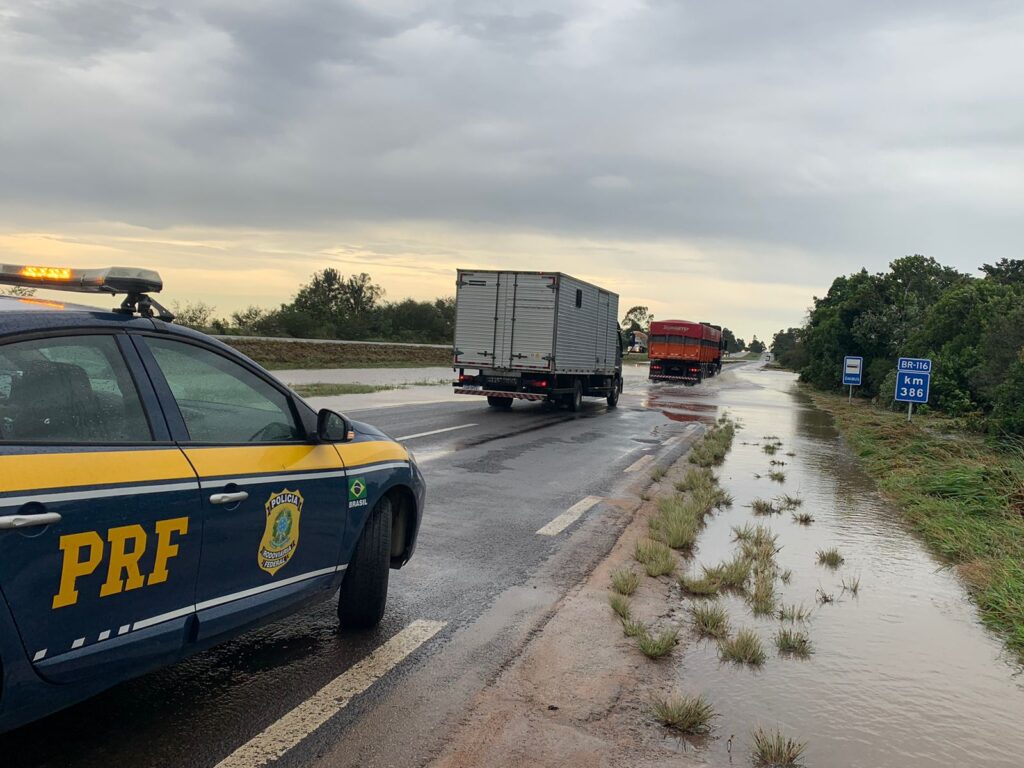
0,512,62,530
209,492,249,505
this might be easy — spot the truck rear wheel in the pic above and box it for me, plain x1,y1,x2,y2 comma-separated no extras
487,396,513,408
338,495,392,630
568,379,583,411
607,376,621,407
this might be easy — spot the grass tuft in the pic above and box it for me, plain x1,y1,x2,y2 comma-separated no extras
775,627,813,657
751,726,806,766
841,575,861,595
748,573,777,616
650,496,701,551
611,569,640,596
718,628,766,666
779,569,793,584
637,627,679,659
751,498,780,515
690,602,730,639
651,466,667,482
634,538,676,577
792,512,815,525
704,555,751,591
769,470,787,483
816,547,845,568
679,573,721,597
621,618,645,637
688,421,737,467
816,587,836,605
763,443,779,455
777,493,803,509
778,603,813,622
651,693,717,734
609,593,631,620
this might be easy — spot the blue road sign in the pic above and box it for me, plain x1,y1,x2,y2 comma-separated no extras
843,356,863,386
898,357,932,373
895,371,930,404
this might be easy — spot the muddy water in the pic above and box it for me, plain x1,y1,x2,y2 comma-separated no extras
652,365,1024,767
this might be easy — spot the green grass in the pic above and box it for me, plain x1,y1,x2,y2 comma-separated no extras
688,420,737,467
748,573,777,616
778,603,813,622
651,693,717,733
690,603,730,639
227,337,450,369
751,498,780,515
609,593,631,620
637,627,679,659
811,391,1024,661
703,555,751,591
816,547,844,568
650,495,702,551
718,628,766,666
651,466,667,482
679,573,721,597
634,538,676,577
775,627,813,657
611,569,640,596
675,467,717,493
751,726,806,766
291,382,399,397
622,618,645,637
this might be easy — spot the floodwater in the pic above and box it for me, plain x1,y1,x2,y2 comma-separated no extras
651,365,1024,767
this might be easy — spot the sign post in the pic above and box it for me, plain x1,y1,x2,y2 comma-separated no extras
894,357,932,422
843,356,863,402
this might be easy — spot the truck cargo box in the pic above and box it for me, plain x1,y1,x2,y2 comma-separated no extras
453,270,619,375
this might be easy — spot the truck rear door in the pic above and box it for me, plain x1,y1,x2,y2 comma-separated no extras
508,273,556,371
454,272,501,368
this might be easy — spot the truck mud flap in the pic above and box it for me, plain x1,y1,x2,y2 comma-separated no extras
454,388,549,401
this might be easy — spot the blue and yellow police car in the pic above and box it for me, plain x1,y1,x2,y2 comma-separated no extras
0,264,424,732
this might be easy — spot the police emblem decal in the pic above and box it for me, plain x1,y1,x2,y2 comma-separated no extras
259,489,304,575
348,477,368,509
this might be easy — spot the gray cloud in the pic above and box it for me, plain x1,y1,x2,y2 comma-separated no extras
1,0,1023,286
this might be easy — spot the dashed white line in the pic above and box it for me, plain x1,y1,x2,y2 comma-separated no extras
624,454,654,473
536,496,603,536
396,423,477,441
215,619,446,768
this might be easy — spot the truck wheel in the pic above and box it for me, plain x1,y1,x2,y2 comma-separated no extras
338,495,392,630
487,396,513,408
607,376,621,407
568,379,583,411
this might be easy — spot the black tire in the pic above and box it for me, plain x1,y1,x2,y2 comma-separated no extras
607,376,621,407
568,379,583,411
338,495,392,630
487,395,513,408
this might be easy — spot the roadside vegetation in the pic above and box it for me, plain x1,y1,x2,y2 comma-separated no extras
291,383,399,397
751,727,806,767
228,338,449,369
651,694,717,733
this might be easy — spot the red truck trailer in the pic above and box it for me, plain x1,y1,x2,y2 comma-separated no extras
648,319,723,383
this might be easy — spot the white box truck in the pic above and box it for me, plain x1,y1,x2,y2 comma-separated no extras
452,270,623,410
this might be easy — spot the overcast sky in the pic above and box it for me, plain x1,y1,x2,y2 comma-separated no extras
2,1,1023,341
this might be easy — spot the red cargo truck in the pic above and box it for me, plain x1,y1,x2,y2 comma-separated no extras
648,319,723,383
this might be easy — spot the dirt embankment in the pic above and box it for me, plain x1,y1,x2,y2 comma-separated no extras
219,337,451,369
429,457,705,768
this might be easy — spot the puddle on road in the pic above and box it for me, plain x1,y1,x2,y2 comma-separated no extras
650,368,1024,767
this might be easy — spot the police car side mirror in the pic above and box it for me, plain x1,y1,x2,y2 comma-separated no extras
317,408,353,442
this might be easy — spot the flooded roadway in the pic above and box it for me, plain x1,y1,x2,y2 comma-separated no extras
656,364,1024,767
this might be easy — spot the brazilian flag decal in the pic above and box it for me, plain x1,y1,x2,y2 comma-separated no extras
348,477,368,508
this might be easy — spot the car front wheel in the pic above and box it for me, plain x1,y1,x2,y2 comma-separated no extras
338,494,392,630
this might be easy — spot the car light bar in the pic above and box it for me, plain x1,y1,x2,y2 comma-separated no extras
0,264,163,294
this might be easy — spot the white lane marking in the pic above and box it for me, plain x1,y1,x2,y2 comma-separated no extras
98,630,111,641
32,649,46,661
344,399,466,413
536,496,602,536
624,454,654,473
396,423,477,441
215,619,446,768
71,637,85,650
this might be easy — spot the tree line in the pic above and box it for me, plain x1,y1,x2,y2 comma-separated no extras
771,256,1024,434
173,269,455,345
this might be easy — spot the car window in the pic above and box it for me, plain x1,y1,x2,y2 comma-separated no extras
146,338,302,443
0,335,151,442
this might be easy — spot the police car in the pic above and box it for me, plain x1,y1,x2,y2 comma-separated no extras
0,264,424,732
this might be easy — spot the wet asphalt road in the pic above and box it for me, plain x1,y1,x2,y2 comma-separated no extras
1,367,742,768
